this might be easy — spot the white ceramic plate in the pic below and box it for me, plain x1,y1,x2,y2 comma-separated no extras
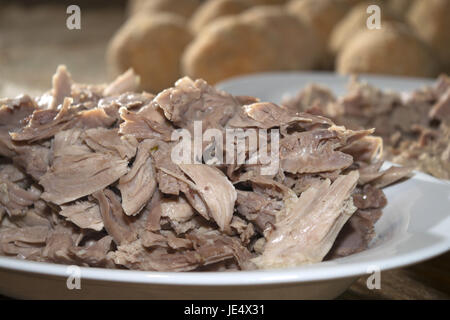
0,72,449,300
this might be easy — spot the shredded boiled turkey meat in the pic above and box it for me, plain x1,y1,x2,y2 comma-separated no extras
0,65,413,271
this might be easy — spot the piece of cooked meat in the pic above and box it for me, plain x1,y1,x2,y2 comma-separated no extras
178,164,237,232
39,152,128,205
118,139,157,216
253,171,359,269
59,201,104,231
154,76,241,134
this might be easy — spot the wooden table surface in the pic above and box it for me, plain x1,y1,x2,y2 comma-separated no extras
0,4,448,300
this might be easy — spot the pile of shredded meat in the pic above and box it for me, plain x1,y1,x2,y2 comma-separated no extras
0,66,411,271
283,74,450,180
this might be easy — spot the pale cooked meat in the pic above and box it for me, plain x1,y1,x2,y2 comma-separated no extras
12,145,51,180
140,230,167,248
12,101,114,146
10,208,52,229
118,139,157,216
280,129,353,174
434,74,450,97
0,225,49,259
326,209,382,259
92,189,137,245
390,121,450,179
235,190,278,234
160,195,195,223
148,140,190,196
0,179,41,217
111,240,200,272
159,195,199,234
99,92,154,111
11,98,75,142
52,128,90,157
42,225,78,264
0,95,36,157
166,232,193,250
352,184,387,210
76,108,116,128
179,164,237,231
229,102,332,129
142,189,163,231
327,183,387,259
138,229,193,251
339,77,401,117
119,103,173,141
0,207,6,223
369,165,412,189
357,161,384,185
253,171,359,269
340,136,383,163
0,225,49,246
155,162,211,220
0,95,36,118
282,83,336,113
230,216,255,245
429,88,450,121
59,201,104,231
39,152,128,205
154,77,240,132
103,69,139,97
0,66,415,271
187,228,254,270
69,235,114,267
0,164,26,183
83,128,138,160
69,82,106,108
50,65,73,109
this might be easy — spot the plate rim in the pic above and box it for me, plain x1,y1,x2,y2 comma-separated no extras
0,170,448,287
215,70,436,91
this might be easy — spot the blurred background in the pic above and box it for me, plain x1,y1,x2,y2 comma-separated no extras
0,0,449,96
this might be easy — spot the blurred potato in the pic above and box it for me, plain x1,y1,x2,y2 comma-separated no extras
330,1,400,55
107,13,193,93
384,0,414,17
128,0,202,19
190,0,252,33
407,0,450,71
336,22,439,78
287,0,350,68
287,0,350,45
182,6,322,84
248,0,288,5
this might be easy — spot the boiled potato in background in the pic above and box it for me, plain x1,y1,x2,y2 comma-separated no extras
105,0,448,89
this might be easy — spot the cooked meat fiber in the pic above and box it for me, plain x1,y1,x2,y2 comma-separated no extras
83,128,138,160
283,75,449,179
11,98,75,142
253,171,359,269
103,69,139,97
118,139,157,216
59,201,103,231
153,77,240,133
39,152,128,205
92,189,137,246
0,179,41,217
0,95,37,159
280,128,353,174
178,164,236,231
0,65,412,271
51,65,73,109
